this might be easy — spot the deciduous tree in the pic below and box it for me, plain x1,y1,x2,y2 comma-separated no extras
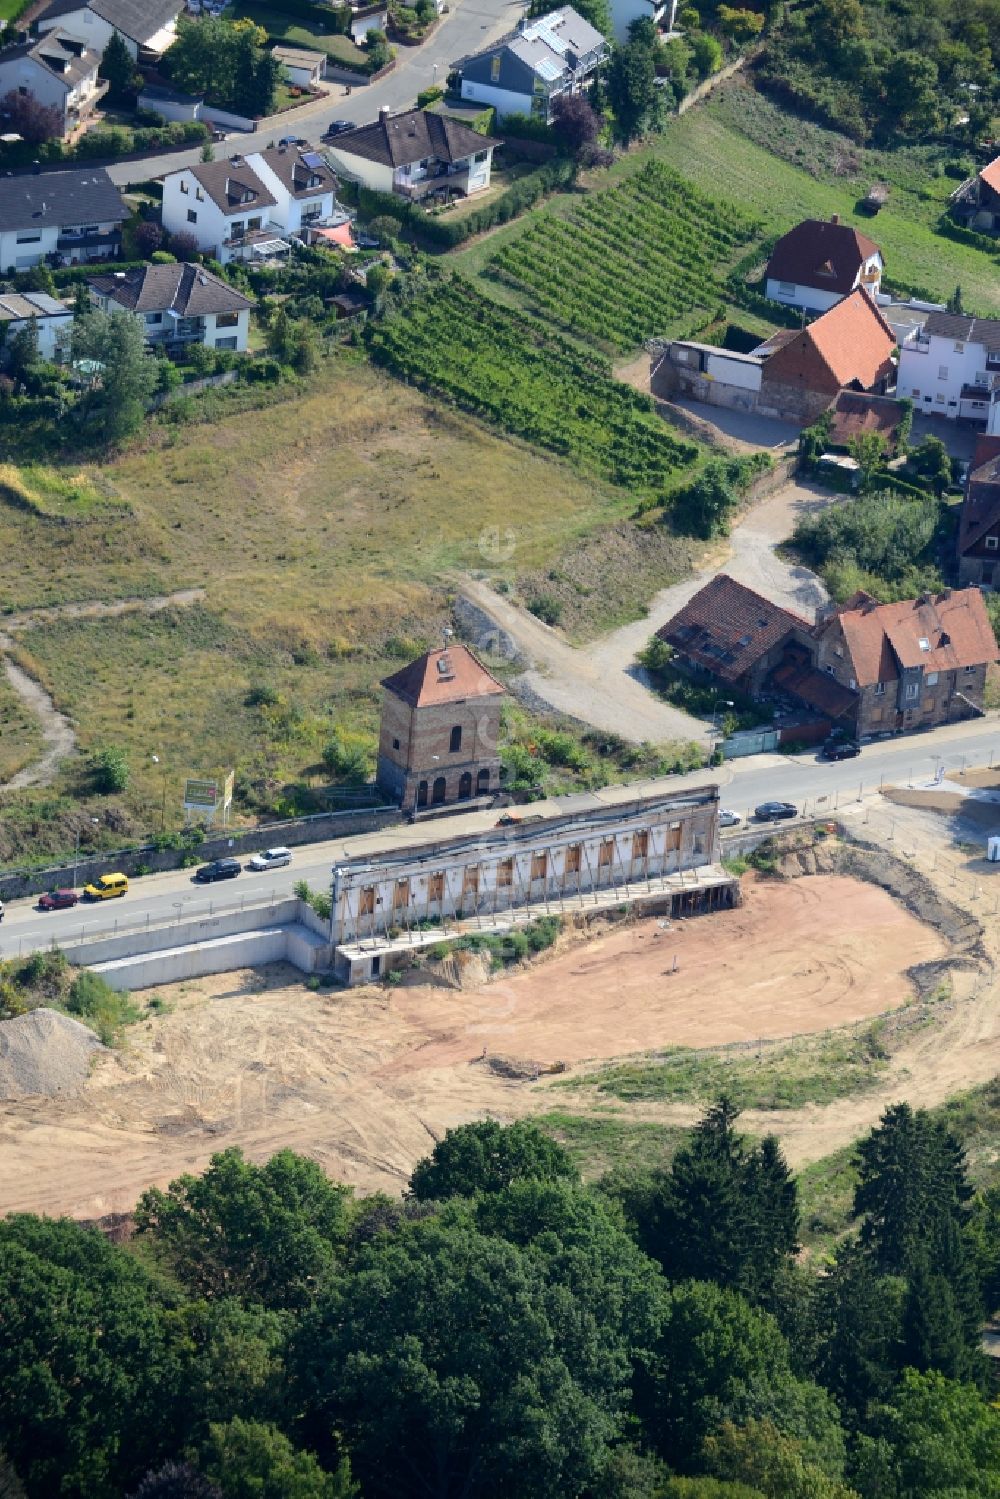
409,1118,578,1200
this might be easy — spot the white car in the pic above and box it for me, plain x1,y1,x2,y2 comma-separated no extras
245,847,292,872
719,810,741,828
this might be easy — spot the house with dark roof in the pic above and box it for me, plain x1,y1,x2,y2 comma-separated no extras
813,589,998,737
655,575,816,698
325,106,499,201
0,29,105,139
950,154,1000,237
765,216,883,315
957,435,1000,589
89,262,255,351
897,310,1000,426
36,0,182,58
0,162,125,272
377,643,506,811
160,144,338,262
458,6,608,122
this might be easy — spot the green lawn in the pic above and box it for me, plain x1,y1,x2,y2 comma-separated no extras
228,1,371,68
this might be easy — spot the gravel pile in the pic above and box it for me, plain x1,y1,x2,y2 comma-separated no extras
0,1007,106,1100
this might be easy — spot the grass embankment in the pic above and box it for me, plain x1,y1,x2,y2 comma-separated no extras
0,351,699,839
559,1021,893,1113
537,1110,687,1179
0,666,42,785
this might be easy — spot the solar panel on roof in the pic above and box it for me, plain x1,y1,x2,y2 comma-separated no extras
536,56,562,80
301,151,325,168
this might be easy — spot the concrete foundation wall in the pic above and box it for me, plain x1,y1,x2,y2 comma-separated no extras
92,927,292,990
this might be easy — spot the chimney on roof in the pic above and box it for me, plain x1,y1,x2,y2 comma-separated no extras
379,106,391,121
830,213,840,225
32,159,40,174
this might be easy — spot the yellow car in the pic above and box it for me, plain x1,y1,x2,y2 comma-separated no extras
83,872,128,901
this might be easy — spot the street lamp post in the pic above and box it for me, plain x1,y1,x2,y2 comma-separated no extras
711,698,734,735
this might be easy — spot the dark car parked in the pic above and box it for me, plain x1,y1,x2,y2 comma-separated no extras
322,120,356,138
821,738,861,760
754,801,797,822
37,888,80,911
193,858,241,883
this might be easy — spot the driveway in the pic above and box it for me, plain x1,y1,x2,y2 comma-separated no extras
462,478,836,746
106,0,523,186
670,399,802,452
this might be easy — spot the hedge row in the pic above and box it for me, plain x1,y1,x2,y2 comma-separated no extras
934,213,1000,258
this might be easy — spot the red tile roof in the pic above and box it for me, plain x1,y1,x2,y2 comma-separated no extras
766,218,881,295
831,590,998,686
770,660,857,720
979,155,1000,195
657,575,810,683
381,644,505,708
802,288,897,390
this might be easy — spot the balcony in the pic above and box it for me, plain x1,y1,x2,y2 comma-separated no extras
55,227,122,259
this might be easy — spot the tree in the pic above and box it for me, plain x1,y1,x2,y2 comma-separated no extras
703,1421,858,1499
100,30,136,104
947,284,964,314
672,460,742,538
852,1103,971,1274
296,1214,631,1499
882,52,939,136
134,1147,351,1308
93,743,130,792
0,88,61,143
859,1369,1000,1498
716,5,766,43
847,431,887,490
6,321,40,389
168,230,201,260
134,220,165,257
908,436,952,497
69,307,158,445
900,1223,984,1385
551,91,601,155
408,1119,578,1200
130,1463,223,1499
163,17,274,113
607,23,659,141
814,1237,906,1423
688,30,723,77
199,1420,355,1499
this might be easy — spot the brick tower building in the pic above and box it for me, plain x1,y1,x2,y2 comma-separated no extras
376,644,506,811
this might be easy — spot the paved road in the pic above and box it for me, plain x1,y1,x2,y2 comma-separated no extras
106,0,522,186
1,714,997,961
463,478,837,744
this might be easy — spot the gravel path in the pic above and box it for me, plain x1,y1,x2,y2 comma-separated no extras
462,479,836,746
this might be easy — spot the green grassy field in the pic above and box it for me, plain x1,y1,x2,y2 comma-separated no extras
0,351,686,833
536,1110,686,1179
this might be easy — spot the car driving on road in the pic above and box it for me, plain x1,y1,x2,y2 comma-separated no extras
37,889,80,911
83,872,128,900
754,801,797,822
245,847,292,871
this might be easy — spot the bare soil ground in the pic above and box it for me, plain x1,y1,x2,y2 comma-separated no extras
0,874,944,1218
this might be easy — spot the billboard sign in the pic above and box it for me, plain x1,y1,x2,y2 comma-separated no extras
221,770,235,812
184,777,219,811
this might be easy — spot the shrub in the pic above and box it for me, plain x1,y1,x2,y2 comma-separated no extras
65,969,140,1044
92,745,130,794
133,220,164,256
527,593,563,626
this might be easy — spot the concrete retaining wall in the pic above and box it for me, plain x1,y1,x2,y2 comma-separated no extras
0,804,401,903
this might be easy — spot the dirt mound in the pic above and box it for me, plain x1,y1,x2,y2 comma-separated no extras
0,1007,106,1099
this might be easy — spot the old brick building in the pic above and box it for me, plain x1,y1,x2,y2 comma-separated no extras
376,644,505,812
756,288,897,424
958,436,1000,589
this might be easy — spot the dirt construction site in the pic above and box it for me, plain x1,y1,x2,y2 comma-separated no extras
1,776,997,1219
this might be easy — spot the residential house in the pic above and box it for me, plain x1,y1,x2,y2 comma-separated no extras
813,589,998,738
88,261,254,351
325,107,498,201
657,575,997,740
897,310,1000,426
756,288,896,422
458,6,608,122
348,1,387,43
826,391,906,454
160,145,338,262
764,216,883,314
0,289,72,359
655,575,815,699
0,30,105,140
0,163,125,271
957,435,1000,589
270,45,326,88
950,154,1000,236
652,288,897,424
376,643,506,812
36,0,182,59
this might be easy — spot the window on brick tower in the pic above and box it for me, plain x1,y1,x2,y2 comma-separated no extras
449,725,462,753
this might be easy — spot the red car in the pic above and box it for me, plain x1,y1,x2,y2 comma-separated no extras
37,889,79,911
